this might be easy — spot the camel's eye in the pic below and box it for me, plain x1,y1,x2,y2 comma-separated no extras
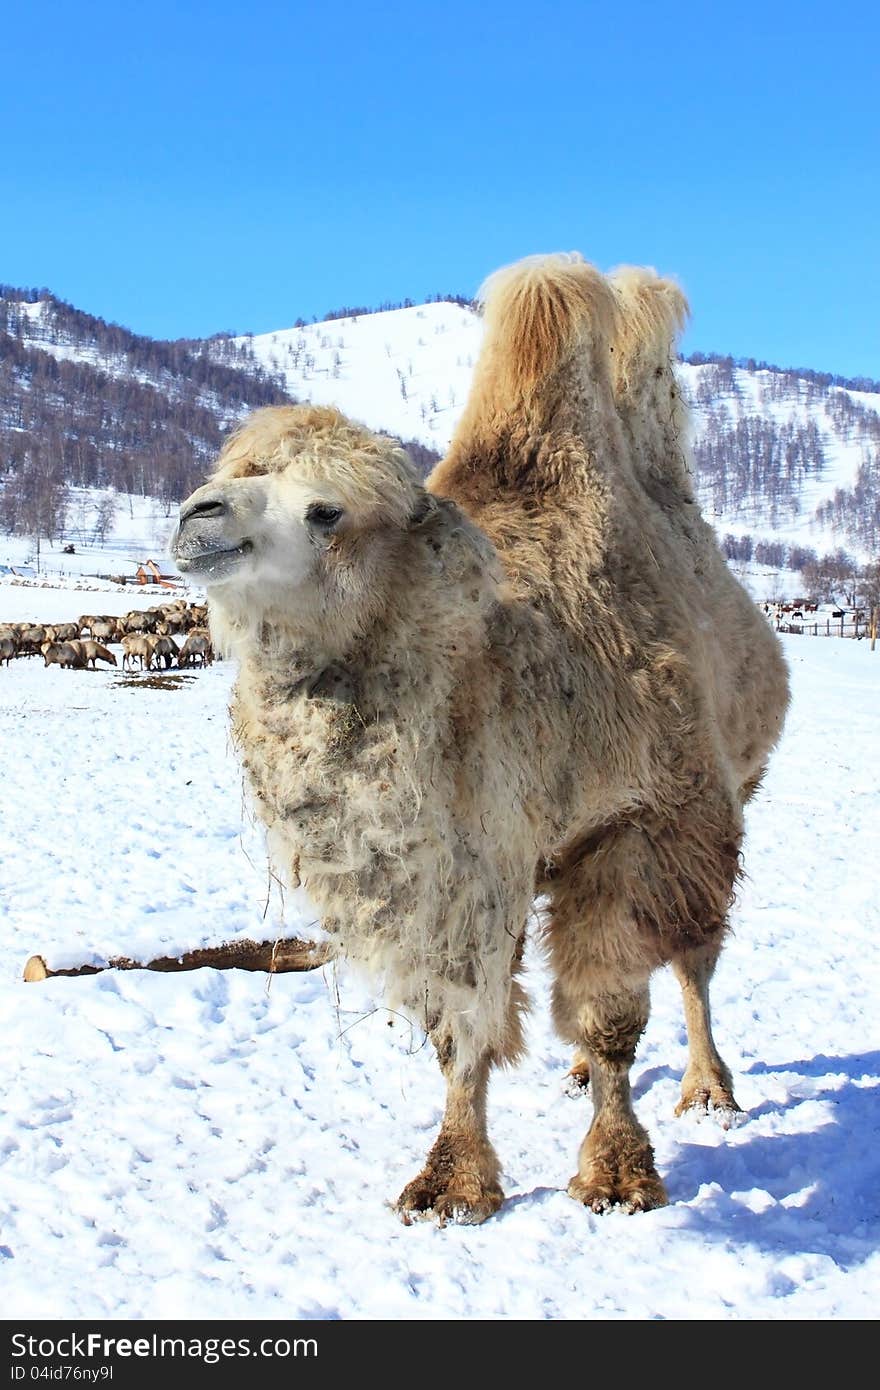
306,503,344,529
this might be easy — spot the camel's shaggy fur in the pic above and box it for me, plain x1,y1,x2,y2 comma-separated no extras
172,252,789,1223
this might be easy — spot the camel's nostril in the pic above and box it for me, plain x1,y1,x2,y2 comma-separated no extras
180,494,228,526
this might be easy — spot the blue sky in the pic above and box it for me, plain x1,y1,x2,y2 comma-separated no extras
3,0,878,378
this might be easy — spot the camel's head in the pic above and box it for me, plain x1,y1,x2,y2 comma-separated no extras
171,404,429,647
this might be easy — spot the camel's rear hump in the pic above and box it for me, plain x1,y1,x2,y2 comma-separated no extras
609,266,690,396
609,265,695,500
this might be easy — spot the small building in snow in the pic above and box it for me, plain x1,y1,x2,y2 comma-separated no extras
134,559,181,588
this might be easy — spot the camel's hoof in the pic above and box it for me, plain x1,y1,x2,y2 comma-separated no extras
675,1088,743,1129
396,1176,503,1227
567,1172,668,1214
563,1068,590,1099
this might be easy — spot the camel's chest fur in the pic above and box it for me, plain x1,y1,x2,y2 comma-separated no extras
231,653,451,883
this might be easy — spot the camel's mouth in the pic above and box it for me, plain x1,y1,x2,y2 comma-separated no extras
174,539,253,580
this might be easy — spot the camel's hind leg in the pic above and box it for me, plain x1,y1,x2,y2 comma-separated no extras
553,962,667,1213
546,828,673,1213
672,941,741,1122
566,942,741,1124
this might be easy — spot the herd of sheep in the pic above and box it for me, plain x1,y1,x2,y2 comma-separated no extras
0,597,214,673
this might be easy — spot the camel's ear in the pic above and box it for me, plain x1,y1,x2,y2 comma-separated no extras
408,491,439,528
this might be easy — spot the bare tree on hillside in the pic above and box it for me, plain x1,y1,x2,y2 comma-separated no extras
0,443,68,560
858,557,880,611
92,491,117,543
801,548,858,604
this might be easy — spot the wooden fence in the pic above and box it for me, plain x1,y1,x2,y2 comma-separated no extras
774,606,878,649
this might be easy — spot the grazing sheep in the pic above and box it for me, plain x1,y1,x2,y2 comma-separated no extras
172,252,790,1225
18,626,47,656
89,619,119,644
44,623,81,643
122,610,154,634
158,601,189,626
151,635,179,669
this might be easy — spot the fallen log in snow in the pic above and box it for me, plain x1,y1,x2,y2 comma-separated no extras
23,936,335,983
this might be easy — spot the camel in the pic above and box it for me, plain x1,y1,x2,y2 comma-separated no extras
171,252,789,1224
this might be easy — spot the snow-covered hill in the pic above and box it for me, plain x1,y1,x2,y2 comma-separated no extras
237,302,880,565
3,284,879,595
0,489,179,587
240,302,475,448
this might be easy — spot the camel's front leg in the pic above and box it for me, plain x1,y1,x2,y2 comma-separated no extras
396,1033,503,1226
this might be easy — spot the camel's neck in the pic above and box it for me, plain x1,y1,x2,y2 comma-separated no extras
232,610,382,698
227,516,501,723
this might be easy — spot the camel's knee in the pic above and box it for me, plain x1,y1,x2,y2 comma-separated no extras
547,894,651,1062
553,979,649,1064
429,970,528,1081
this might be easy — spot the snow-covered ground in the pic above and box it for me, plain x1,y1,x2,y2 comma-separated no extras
0,576,877,1321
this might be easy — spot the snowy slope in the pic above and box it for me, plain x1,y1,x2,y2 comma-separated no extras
239,303,879,561
5,289,879,571
239,302,477,447
0,489,180,586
